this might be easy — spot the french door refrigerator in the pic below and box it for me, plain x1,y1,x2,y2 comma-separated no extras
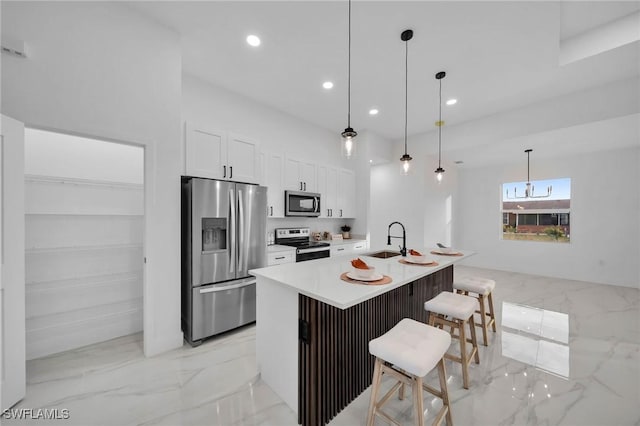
181,177,267,345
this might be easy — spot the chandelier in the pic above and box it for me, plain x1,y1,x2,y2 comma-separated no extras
506,149,552,199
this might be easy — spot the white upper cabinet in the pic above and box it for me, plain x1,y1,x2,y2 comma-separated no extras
185,123,260,184
317,165,338,218
326,167,339,217
337,169,356,218
317,165,328,217
185,123,226,180
227,132,260,184
284,157,316,192
265,152,285,218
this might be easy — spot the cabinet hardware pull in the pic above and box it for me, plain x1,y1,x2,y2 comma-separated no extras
300,181,303,190
270,206,273,216
275,256,285,260
340,209,343,217
303,182,306,191
223,165,226,178
230,166,233,179
337,248,344,251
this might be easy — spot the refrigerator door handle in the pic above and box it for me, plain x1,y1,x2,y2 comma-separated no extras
229,187,236,274
199,279,256,294
238,189,245,271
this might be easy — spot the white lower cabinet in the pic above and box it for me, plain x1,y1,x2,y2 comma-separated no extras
330,241,368,257
267,251,295,266
352,241,367,252
331,245,350,257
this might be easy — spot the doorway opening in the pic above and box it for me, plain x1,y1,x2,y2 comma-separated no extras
24,128,145,360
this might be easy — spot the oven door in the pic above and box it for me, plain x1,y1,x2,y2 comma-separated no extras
285,190,320,217
296,246,330,262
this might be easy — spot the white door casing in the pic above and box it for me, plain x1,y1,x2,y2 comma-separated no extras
1,114,26,410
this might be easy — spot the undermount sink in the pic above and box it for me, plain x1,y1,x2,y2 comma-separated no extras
365,250,402,259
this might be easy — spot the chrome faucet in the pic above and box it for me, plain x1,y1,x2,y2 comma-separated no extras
387,221,407,257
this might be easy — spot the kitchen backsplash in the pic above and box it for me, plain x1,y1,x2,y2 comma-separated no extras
267,217,355,240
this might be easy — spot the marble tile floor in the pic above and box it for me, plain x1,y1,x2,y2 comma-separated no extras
5,265,639,425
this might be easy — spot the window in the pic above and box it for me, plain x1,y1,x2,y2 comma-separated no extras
538,213,557,226
520,214,537,225
501,178,571,243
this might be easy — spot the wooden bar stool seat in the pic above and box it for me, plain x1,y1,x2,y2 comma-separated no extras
424,292,480,390
453,276,497,346
367,318,453,426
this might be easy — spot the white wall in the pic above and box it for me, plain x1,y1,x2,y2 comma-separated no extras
456,147,640,288
369,132,459,251
25,128,144,184
1,2,184,356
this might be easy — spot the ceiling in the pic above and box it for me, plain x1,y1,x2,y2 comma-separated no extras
128,1,640,141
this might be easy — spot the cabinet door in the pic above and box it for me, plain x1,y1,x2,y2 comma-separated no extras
227,133,260,184
299,161,317,192
267,251,295,266
331,245,351,257
337,169,356,218
185,123,227,179
325,167,338,218
284,157,302,191
266,153,285,218
316,166,328,218
352,241,367,252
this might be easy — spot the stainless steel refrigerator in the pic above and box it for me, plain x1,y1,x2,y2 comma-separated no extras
181,177,267,345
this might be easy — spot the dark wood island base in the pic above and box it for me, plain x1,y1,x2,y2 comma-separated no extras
298,265,454,426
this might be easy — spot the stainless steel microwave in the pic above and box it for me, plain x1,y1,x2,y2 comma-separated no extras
285,190,321,217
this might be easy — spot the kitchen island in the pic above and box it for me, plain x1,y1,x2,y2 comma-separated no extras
249,248,473,426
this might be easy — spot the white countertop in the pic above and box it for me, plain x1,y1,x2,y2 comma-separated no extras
267,244,296,253
250,247,474,309
323,238,367,246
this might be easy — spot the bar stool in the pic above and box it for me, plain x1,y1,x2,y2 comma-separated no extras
367,318,453,426
424,292,479,389
454,276,497,346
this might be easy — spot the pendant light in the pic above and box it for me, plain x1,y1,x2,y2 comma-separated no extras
400,29,413,175
434,71,446,182
506,149,553,199
341,0,357,158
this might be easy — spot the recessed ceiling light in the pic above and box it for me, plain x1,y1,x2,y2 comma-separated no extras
322,81,334,89
369,160,373,163
369,108,379,115
246,35,261,47
446,98,457,106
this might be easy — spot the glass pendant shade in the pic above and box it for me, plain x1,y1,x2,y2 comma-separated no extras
400,153,412,175
341,127,357,158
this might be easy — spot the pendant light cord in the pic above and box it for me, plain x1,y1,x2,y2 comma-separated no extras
404,38,408,155
438,78,442,168
347,0,352,129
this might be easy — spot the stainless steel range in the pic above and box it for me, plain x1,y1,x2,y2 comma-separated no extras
275,228,330,262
